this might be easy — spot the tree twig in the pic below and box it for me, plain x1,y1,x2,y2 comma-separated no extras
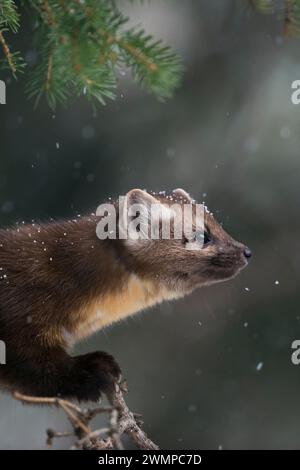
13,381,159,450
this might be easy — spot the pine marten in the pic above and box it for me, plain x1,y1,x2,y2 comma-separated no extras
0,188,251,401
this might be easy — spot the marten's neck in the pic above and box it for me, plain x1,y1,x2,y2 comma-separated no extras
53,216,179,343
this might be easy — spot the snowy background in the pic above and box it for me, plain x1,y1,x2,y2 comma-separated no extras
1,0,300,449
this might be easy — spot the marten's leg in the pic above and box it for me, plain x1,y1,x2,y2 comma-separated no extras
2,347,121,401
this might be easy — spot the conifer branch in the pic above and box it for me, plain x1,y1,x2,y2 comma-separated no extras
0,29,15,73
249,0,300,38
45,48,53,91
0,0,25,75
42,0,55,26
119,39,158,71
0,0,183,109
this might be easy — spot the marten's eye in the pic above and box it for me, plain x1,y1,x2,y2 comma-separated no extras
193,230,211,246
184,230,211,247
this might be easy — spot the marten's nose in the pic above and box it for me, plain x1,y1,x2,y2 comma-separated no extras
244,247,252,259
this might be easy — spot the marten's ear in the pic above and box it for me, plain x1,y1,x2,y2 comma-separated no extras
126,189,158,208
173,188,194,202
123,189,172,244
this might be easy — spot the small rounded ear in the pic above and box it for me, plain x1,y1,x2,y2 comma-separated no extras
123,190,158,242
126,189,158,208
123,189,174,245
173,188,193,202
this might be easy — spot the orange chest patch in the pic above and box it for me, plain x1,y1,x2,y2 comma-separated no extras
68,275,179,343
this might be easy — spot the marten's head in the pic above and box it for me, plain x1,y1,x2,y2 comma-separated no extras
116,188,251,295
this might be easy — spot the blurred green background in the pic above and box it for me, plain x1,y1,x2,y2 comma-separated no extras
1,0,300,450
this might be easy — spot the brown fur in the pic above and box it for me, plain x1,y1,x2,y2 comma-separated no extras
0,189,251,401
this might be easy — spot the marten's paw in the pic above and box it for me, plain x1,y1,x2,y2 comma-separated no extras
85,351,122,383
73,351,122,402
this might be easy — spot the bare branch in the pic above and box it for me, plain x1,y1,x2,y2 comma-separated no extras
13,381,159,450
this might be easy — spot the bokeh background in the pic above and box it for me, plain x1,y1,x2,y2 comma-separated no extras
1,0,300,450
